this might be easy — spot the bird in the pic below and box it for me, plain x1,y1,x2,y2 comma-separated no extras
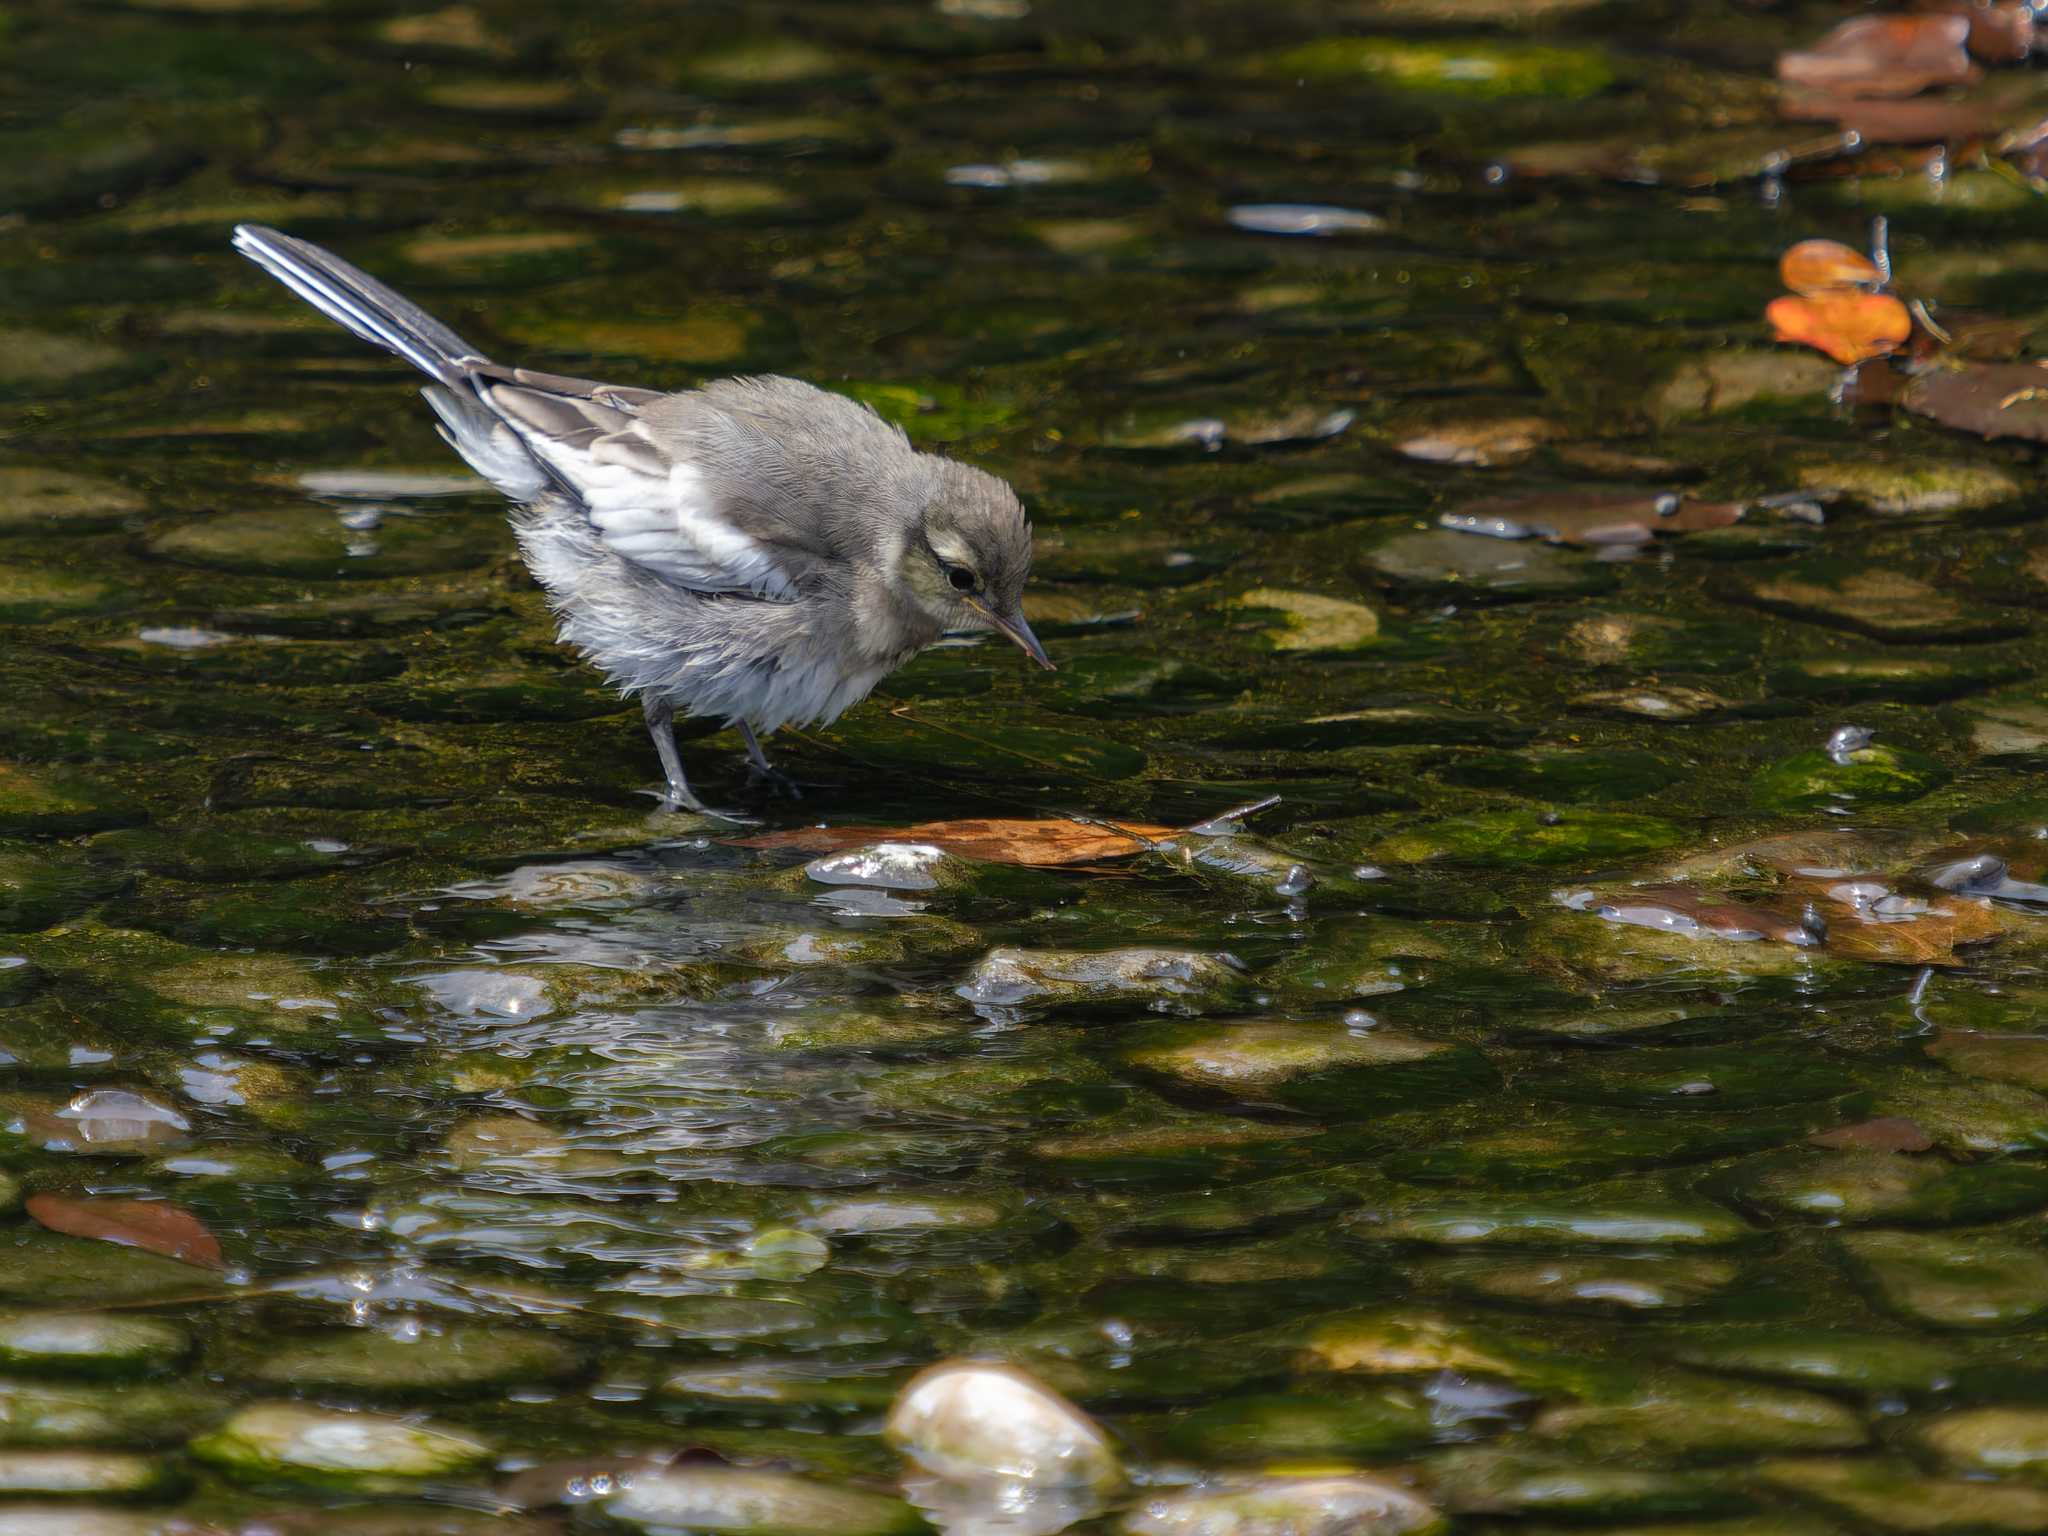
230,225,1051,818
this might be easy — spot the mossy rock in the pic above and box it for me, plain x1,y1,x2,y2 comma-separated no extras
1751,744,1949,812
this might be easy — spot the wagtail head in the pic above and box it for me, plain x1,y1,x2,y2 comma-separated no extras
899,459,1051,671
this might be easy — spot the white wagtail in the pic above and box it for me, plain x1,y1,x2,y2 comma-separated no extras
231,225,1050,816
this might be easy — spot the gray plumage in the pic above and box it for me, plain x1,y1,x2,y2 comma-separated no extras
231,225,1047,816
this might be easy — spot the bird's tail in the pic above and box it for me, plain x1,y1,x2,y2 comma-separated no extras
231,224,491,387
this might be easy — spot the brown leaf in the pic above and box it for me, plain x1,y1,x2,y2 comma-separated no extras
1767,291,1913,365
1571,884,1817,944
1448,491,1742,547
1900,360,2048,442
1779,14,1977,98
26,1194,224,1269
1805,883,2003,966
1809,1116,1934,1152
1917,0,2035,63
1779,238,1884,295
728,816,1179,867
1778,89,2004,145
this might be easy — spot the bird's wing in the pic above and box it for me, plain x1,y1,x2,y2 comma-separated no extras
475,367,818,599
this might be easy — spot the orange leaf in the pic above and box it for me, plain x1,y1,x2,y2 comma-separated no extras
1778,14,1975,97
728,816,1178,867
1779,238,1884,296
1767,291,1913,365
27,1194,225,1269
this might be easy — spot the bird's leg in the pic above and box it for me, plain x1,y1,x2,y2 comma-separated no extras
738,722,803,800
642,697,754,823
643,697,702,811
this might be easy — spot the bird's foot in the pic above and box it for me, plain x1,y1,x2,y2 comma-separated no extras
744,761,806,801
640,784,759,826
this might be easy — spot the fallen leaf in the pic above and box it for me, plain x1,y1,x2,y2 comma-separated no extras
1900,360,2048,442
1779,89,2002,144
26,1194,224,1269
1444,490,1743,547
1566,884,1817,943
1767,291,1913,365
1798,878,2004,966
728,816,1178,866
1779,238,1884,295
1809,1116,1934,1152
1917,0,2034,63
1778,14,1976,98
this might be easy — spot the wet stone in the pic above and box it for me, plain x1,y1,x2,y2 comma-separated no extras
1842,1228,2048,1329
886,1360,1121,1491
1230,589,1379,653
1773,652,2021,703
0,1452,173,1498
0,766,136,837
1915,1407,2048,1480
1420,1449,1735,1522
1257,36,1617,96
1967,691,2048,761
1796,456,2021,515
221,1323,581,1395
0,1232,214,1305
1121,1476,1444,1536
190,1402,493,1486
1360,529,1615,601
1759,1455,2048,1532
1162,1388,1439,1464
1099,405,1354,454
958,947,1247,1013
1740,559,2025,643
0,846,119,933
1357,1184,1757,1249
1370,808,1685,868
16,1090,189,1156
1653,348,1840,420
1434,748,1680,804
0,1314,187,1379
1434,1253,1740,1313
804,842,969,893
0,1379,223,1448
1123,1019,1484,1118
606,1465,926,1536
1721,1149,2048,1226
144,506,496,580
1529,1372,1866,1458
1665,1327,1961,1394
1569,685,1740,721
1928,1031,2048,1093
1752,743,1949,812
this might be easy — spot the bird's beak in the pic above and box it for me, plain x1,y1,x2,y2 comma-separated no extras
965,596,1055,671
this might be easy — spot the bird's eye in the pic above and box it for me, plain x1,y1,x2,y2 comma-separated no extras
947,566,976,593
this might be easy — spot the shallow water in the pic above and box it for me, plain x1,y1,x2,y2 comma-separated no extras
6,0,2048,1530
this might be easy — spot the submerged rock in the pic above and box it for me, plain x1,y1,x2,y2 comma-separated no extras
885,1360,1121,1491
190,1403,492,1485
1752,742,1949,812
0,1314,187,1379
607,1464,926,1536
1122,1476,1443,1536
958,947,1246,1013
1529,1372,1865,1458
1841,1228,2048,1328
1914,1406,2048,1479
1164,1389,1439,1463
1759,1455,2048,1531
221,1323,581,1395
0,1452,174,1498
